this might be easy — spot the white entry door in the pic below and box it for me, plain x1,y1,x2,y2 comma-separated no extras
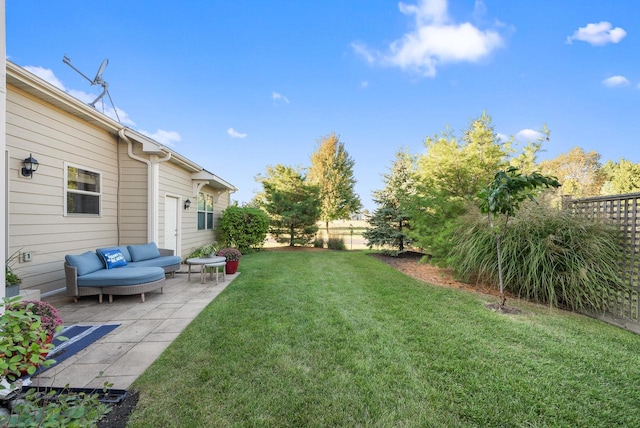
164,196,179,254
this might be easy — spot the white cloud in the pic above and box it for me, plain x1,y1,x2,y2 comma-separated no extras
496,132,509,142
602,75,630,88
353,0,504,77
23,65,136,126
515,129,542,141
66,88,136,125
566,21,626,46
272,91,290,104
472,0,487,23
139,129,182,147
360,80,369,89
227,128,248,139
351,41,377,64
23,66,66,90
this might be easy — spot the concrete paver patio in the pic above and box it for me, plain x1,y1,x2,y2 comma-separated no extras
30,267,237,390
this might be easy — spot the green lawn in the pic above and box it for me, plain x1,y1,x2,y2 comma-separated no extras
128,250,640,427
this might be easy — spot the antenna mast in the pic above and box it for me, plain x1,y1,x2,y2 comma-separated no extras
62,55,120,121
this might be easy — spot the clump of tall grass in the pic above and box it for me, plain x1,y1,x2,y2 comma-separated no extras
450,204,627,312
312,238,325,248
327,235,346,250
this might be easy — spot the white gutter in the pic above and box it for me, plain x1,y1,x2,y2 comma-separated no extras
118,128,171,243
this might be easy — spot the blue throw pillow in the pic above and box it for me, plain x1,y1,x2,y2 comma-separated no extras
97,249,128,269
96,245,132,262
65,251,105,276
128,242,161,262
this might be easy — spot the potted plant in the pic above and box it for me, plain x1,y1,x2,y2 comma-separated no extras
0,297,58,382
185,242,219,260
217,248,242,274
5,250,22,298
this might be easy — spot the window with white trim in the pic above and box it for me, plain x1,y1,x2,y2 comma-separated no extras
65,164,101,215
197,192,214,230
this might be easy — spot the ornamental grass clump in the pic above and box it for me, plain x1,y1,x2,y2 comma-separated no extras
327,235,346,250
450,204,627,312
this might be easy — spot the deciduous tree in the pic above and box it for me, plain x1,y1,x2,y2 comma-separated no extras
308,132,362,234
539,147,604,198
410,113,510,262
601,159,640,195
479,167,561,308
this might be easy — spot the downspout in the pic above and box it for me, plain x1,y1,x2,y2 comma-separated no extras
118,129,171,243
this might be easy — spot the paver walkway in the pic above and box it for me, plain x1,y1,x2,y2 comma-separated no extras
31,268,237,390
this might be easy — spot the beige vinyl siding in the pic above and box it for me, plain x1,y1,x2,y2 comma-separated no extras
117,143,148,245
6,85,119,295
158,161,190,252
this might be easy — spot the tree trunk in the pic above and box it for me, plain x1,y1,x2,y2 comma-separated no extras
496,234,506,307
325,220,329,239
289,224,295,246
398,220,404,252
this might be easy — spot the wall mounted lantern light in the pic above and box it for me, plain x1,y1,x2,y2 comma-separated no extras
21,154,40,177
184,198,191,210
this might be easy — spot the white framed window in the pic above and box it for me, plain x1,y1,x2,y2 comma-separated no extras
197,192,214,230
64,163,102,216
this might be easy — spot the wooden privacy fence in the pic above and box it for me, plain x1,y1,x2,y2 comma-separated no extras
564,193,640,330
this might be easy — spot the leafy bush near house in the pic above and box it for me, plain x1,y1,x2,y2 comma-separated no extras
0,297,57,381
312,238,324,248
8,300,63,338
218,206,270,252
449,204,627,311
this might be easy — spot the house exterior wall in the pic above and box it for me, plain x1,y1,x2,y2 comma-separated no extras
158,161,232,259
4,63,236,296
6,85,120,295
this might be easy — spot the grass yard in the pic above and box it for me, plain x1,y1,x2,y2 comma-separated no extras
128,250,640,427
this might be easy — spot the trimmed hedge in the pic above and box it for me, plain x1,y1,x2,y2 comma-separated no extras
217,206,270,252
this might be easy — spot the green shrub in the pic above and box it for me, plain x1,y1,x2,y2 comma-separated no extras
0,297,59,381
327,236,346,251
218,206,270,252
313,238,324,248
449,204,627,311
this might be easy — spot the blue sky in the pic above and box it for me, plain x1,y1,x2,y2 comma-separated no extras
6,1,640,211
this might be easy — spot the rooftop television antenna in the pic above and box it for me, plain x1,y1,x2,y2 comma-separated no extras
62,55,120,122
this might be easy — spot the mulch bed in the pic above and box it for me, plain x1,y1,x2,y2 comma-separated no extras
97,390,139,428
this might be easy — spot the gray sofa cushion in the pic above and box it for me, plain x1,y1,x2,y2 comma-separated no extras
77,266,165,287
65,251,105,276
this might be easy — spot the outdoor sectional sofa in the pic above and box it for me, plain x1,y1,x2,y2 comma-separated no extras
64,242,182,303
